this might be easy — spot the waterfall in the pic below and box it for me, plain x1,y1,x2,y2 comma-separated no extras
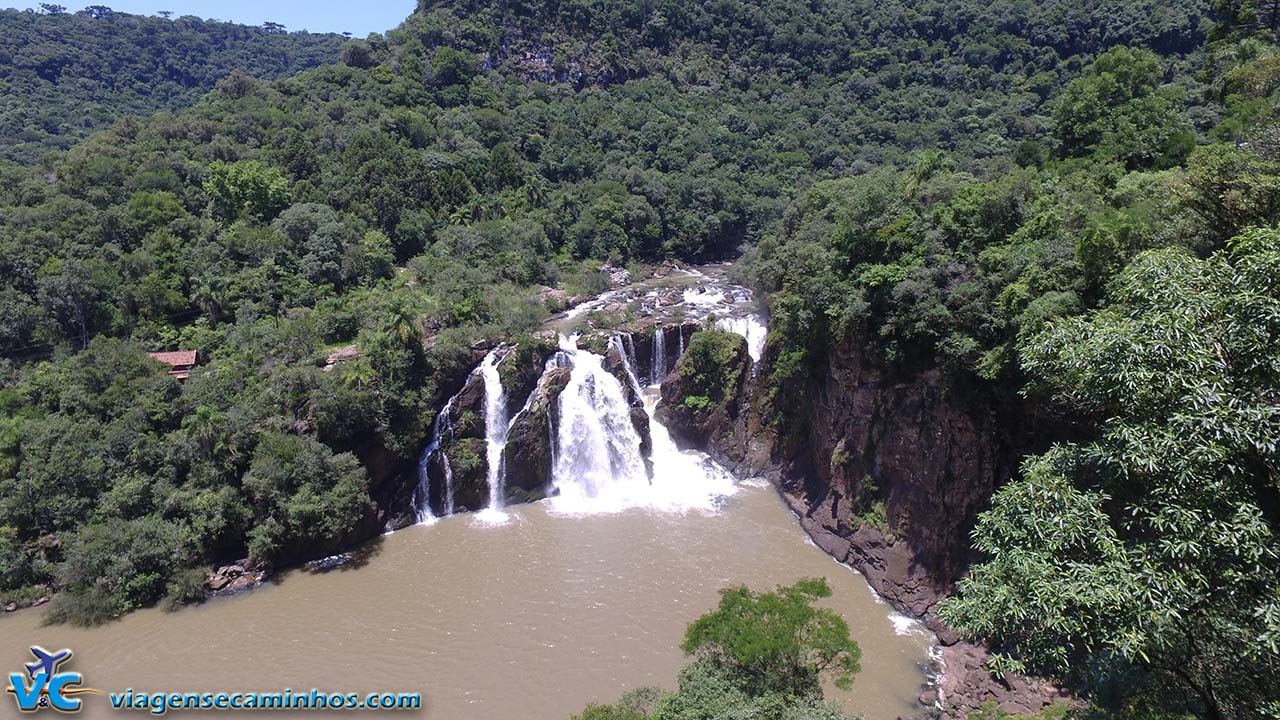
623,333,639,374
440,454,455,515
610,334,645,399
549,335,649,512
676,326,684,360
716,314,767,362
643,387,737,511
414,394,459,523
478,349,509,521
544,333,737,515
413,445,436,524
651,326,666,384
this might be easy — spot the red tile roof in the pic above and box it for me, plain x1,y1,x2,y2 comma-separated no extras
148,350,197,367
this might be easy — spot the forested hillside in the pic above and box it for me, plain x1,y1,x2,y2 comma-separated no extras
741,16,1280,720
1,0,1277,717
0,7,345,162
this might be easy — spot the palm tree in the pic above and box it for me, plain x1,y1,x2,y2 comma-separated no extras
340,357,378,390
191,273,228,324
380,297,421,350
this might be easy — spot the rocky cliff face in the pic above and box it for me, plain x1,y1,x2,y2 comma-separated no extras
660,331,1068,718
656,331,752,450
501,363,571,503
666,333,1044,618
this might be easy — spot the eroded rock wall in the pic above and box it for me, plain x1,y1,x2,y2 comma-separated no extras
659,331,1068,718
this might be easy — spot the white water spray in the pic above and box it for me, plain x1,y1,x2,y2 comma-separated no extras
547,334,737,515
550,335,649,511
610,334,646,399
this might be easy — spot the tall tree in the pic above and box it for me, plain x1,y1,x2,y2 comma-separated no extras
941,231,1280,719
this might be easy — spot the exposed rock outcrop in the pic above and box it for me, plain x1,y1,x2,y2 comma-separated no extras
660,331,1067,719
626,320,699,386
206,561,265,596
935,642,1074,718
427,368,490,513
656,331,751,450
501,364,572,502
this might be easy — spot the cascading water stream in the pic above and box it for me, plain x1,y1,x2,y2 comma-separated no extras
413,447,436,524
413,394,459,523
651,326,666,384
623,333,639,374
550,334,649,509
716,314,767,362
477,349,509,522
544,333,738,515
413,277,767,523
610,334,646,399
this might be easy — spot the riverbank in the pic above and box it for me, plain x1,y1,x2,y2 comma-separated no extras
1,483,934,720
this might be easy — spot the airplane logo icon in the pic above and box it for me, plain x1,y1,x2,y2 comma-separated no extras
25,648,72,680
7,646,100,712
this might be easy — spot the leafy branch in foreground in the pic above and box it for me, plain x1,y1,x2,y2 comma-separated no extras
941,230,1280,719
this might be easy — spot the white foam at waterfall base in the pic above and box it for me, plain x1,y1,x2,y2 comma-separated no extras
640,389,739,511
412,444,437,525
548,334,738,516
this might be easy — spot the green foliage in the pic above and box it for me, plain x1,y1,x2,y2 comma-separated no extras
241,433,370,562
679,395,712,411
648,659,853,720
967,701,1073,720
0,9,343,162
163,567,209,611
1053,46,1195,169
204,160,291,223
576,580,859,720
1181,144,1280,243
676,330,746,405
48,515,184,625
571,689,663,720
941,234,1280,719
850,477,891,537
682,578,861,696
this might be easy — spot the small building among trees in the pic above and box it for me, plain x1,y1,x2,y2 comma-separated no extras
147,350,197,379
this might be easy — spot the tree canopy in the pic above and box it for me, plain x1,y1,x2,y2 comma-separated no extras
573,578,861,720
941,234,1280,719
0,8,345,162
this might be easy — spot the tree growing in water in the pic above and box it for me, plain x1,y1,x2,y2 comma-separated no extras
573,578,861,720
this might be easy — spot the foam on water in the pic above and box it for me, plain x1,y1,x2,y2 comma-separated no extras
547,334,738,516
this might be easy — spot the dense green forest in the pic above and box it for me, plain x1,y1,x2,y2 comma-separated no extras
745,15,1280,720
0,6,346,162
0,0,1277,717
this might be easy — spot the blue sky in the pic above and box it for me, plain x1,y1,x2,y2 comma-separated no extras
24,1,417,36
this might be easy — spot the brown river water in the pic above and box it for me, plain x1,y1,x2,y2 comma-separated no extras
2,486,934,720
4,274,934,719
